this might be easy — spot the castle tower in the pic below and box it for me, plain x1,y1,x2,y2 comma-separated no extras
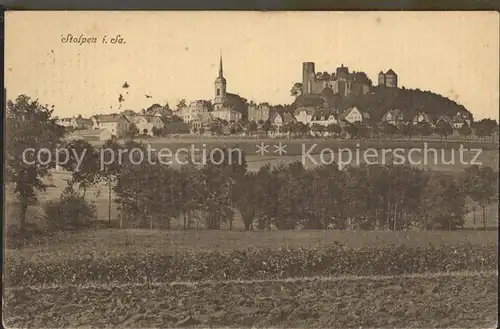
214,54,227,108
302,62,315,95
378,71,386,86
336,64,349,80
384,69,398,88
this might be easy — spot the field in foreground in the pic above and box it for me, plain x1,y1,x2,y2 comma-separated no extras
5,231,497,287
5,229,498,328
4,272,498,328
8,228,498,252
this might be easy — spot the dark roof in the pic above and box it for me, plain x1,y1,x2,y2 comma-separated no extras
224,93,247,113
135,115,163,123
385,69,397,76
436,115,453,125
93,114,129,123
379,71,385,75
74,117,93,125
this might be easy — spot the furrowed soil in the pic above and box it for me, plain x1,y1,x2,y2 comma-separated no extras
4,272,498,329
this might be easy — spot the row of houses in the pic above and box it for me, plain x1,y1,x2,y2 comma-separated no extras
58,113,166,141
250,105,472,131
59,106,473,140
254,106,368,135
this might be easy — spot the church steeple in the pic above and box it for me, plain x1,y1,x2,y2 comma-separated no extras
219,54,224,78
214,52,227,108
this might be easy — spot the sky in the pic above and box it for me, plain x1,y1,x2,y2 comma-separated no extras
4,11,499,120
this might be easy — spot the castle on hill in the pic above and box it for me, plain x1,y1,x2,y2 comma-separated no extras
300,62,398,97
301,62,373,97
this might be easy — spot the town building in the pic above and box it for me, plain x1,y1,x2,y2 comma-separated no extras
269,112,295,136
309,110,338,127
294,107,316,125
381,109,405,126
248,103,271,123
179,100,211,123
211,107,242,122
91,114,131,138
133,115,165,136
412,111,432,125
340,107,370,124
452,112,472,128
435,115,454,127
56,116,94,130
191,112,216,131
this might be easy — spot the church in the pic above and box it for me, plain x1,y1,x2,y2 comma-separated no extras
210,55,247,122
178,55,248,126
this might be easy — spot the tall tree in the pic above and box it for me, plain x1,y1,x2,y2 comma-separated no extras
5,95,66,231
100,139,126,227
290,82,303,98
422,172,466,230
461,165,498,230
415,122,432,140
177,99,187,111
381,122,399,137
458,123,472,140
435,120,453,141
60,139,102,198
473,118,497,141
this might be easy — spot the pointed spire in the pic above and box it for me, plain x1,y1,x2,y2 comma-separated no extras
219,50,223,77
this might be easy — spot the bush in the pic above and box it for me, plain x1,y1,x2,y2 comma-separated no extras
44,190,97,232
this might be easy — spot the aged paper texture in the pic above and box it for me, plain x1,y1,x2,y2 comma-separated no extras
3,11,499,328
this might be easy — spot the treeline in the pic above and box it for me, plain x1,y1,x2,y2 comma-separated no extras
55,139,498,232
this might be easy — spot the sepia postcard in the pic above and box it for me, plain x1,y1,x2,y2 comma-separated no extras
3,11,499,328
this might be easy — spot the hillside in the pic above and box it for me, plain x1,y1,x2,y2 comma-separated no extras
291,86,472,122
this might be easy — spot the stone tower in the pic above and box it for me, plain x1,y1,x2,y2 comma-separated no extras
378,71,386,86
384,69,398,88
214,55,227,108
302,62,315,95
